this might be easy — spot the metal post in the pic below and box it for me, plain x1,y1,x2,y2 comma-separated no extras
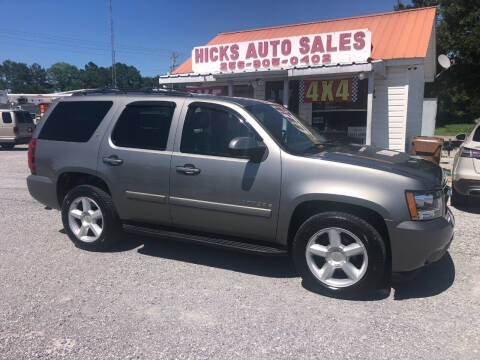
109,0,117,88
283,78,289,108
365,72,374,145
227,81,233,97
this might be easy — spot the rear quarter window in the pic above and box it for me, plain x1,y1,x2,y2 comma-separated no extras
39,101,113,142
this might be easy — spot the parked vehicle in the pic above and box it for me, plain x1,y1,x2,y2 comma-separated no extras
452,124,480,205
0,109,34,149
27,90,454,297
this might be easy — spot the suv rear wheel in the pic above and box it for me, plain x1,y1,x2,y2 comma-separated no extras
61,185,121,251
292,211,386,298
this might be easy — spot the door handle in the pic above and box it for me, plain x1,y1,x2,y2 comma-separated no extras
176,164,201,175
103,155,123,166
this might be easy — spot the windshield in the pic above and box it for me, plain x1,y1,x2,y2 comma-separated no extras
245,102,326,154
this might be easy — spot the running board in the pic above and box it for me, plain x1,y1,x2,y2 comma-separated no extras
122,223,287,256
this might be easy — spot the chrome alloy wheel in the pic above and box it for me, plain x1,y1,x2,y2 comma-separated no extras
305,227,368,288
68,196,104,243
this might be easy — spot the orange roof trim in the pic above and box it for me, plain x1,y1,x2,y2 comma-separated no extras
172,6,436,75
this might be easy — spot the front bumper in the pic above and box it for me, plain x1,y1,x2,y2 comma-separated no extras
387,208,454,272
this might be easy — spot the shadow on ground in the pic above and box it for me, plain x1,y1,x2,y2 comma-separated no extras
392,252,455,300
112,233,297,279
66,230,455,299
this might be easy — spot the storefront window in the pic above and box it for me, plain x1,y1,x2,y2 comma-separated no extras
265,80,299,114
233,84,254,98
301,77,367,144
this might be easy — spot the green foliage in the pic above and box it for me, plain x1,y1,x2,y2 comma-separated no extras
0,60,157,93
395,0,480,125
394,0,438,10
434,123,477,136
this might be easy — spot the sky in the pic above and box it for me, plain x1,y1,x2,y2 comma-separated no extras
0,0,401,77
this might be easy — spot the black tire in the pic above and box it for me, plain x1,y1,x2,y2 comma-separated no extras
292,211,386,298
61,184,121,251
451,186,468,207
1,144,15,150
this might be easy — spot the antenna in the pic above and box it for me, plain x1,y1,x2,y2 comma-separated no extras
436,54,453,79
438,54,451,70
109,0,117,88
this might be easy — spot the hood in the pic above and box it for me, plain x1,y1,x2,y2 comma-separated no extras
307,143,445,189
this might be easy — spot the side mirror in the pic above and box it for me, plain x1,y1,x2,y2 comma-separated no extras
228,136,266,162
456,133,466,141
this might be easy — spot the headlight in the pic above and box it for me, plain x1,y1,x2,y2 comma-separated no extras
405,190,445,220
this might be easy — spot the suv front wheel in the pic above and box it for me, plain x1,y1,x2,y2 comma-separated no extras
61,185,121,251
292,211,386,298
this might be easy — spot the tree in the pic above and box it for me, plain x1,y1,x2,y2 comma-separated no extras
82,62,111,89
47,62,84,91
0,60,33,92
0,60,159,93
394,0,438,10
113,63,143,89
433,0,480,123
395,0,480,124
29,63,51,93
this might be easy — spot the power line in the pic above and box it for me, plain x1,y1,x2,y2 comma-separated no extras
0,35,177,57
0,28,189,55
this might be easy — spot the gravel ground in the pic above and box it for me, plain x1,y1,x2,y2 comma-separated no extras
1,145,479,359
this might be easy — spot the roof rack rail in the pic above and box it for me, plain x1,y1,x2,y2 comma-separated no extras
70,88,193,97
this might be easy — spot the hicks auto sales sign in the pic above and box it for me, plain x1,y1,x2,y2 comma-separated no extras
192,29,371,74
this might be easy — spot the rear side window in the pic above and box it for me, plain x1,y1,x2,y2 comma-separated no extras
2,112,12,124
473,126,480,142
111,102,175,151
39,101,112,142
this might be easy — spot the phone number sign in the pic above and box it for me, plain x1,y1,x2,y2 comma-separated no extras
192,29,371,74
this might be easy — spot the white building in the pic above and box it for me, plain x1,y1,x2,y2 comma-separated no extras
158,7,438,152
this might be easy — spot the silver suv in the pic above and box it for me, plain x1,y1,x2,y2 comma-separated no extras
27,90,454,297
1,109,34,149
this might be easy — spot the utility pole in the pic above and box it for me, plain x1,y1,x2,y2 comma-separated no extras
109,0,117,88
170,52,179,74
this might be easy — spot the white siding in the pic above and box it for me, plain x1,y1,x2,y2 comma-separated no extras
372,66,410,152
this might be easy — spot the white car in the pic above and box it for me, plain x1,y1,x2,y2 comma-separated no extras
452,123,480,205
